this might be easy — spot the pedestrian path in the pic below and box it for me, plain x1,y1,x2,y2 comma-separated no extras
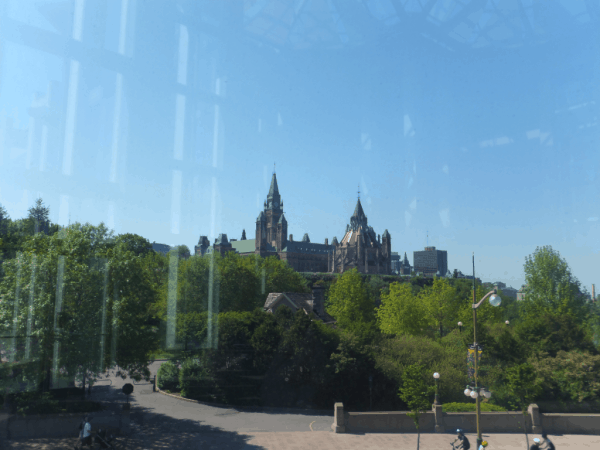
5,432,600,449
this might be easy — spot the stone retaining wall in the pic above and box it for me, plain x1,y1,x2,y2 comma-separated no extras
0,403,129,441
332,403,600,435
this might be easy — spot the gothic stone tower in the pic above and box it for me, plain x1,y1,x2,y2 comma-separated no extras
330,198,392,275
256,172,287,253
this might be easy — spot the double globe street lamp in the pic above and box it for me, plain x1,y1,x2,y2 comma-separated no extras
469,287,502,448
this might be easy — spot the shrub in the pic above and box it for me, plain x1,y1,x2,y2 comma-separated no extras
157,361,180,391
442,402,507,412
179,357,211,400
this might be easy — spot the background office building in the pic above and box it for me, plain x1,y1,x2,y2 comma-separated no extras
413,246,447,278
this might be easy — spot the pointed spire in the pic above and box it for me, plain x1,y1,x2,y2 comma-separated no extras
352,198,365,219
241,229,247,240
267,172,279,198
350,198,368,230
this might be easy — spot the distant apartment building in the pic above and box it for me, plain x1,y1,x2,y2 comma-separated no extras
413,246,447,278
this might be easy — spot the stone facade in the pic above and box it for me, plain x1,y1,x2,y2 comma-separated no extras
399,252,411,275
194,172,392,275
253,173,333,272
328,198,392,275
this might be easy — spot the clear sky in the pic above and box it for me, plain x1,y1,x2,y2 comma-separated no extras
0,0,598,292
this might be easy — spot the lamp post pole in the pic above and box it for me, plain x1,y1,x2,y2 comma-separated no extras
473,298,481,448
433,372,440,405
470,253,502,449
369,375,373,411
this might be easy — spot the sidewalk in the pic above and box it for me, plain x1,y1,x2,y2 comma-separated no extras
5,431,600,449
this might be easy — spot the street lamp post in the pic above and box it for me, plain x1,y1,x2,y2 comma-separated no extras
458,321,463,333
470,255,502,448
433,372,440,405
369,375,373,411
505,320,510,325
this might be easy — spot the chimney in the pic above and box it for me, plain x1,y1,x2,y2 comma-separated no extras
289,234,293,242
325,238,328,245
311,286,325,317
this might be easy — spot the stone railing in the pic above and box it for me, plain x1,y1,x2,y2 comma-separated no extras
332,403,600,435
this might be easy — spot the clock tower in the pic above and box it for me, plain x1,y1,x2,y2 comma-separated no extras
256,171,287,251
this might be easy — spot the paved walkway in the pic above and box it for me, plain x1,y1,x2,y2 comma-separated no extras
5,432,600,449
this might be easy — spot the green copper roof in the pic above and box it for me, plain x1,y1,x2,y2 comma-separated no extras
278,213,287,224
231,239,256,254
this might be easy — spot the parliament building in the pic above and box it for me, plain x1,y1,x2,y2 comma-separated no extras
195,172,392,275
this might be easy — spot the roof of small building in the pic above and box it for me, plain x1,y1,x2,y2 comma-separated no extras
264,292,336,324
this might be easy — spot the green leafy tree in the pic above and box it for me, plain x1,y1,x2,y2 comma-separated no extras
366,275,389,308
264,309,339,409
375,334,466,405
515,312,597,358
376,282,429,337
169,245,191,260
529,350,600,405
258,255,309,298
419,277,460,338
218,252,261,312
327,268,378,340
326,329,384,410
502,362,543,449
113,233,153,257
0,223,160,398
398,363,435,450
522,245,589,321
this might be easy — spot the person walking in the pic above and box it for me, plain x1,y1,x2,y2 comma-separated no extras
541,432,555,450
75,415,93,449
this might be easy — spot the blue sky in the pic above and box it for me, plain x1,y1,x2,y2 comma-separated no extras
0,0,598,292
